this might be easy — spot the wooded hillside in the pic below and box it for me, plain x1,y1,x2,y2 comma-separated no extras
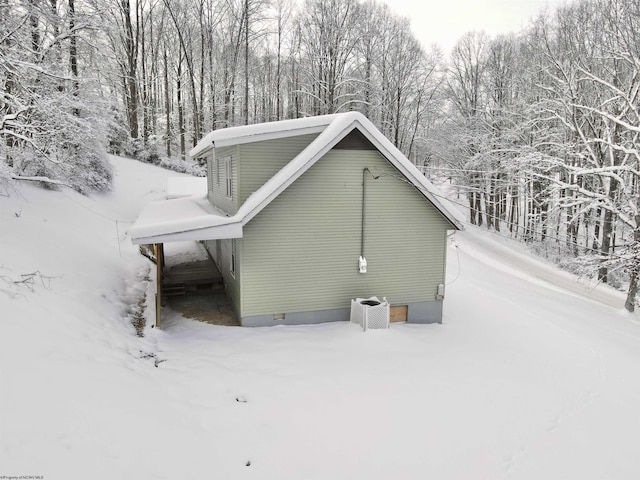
0,0,638,310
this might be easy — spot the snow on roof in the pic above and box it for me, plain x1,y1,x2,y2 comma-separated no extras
131,112,463,245
129,195,241,244
228,111,464,230
166,177,208,199
189,114,339,158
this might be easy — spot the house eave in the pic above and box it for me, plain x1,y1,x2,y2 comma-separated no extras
213,124,328,149
131,222,243,245
129,194,243,245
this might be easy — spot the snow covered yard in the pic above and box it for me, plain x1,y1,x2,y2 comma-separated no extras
2,156,640,479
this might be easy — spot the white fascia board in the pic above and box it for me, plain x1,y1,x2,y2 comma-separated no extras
131,222,243,245
188,139,215,160
213,125,328,148
189,126,328,159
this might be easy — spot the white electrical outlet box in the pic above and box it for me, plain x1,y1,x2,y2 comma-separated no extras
359,256,367,274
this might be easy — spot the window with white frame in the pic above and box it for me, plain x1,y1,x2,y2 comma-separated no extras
207,156,213,193
225,157,233,198
215,155,220,186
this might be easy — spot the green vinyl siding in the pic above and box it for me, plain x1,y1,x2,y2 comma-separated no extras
240,149,452,318
237,134,320,205
207,145,238,215
205,238,241,317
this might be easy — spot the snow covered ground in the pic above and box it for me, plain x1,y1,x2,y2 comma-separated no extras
1,156,640,479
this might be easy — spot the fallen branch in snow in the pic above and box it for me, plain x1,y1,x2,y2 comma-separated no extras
0,270,26,299
22,271,58,289
10,175,73,189
1,270,59,293
139,351,165,367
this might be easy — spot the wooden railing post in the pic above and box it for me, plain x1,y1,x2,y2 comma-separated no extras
154,243,164,328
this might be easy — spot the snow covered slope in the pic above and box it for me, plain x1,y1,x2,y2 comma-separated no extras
1,156,639,479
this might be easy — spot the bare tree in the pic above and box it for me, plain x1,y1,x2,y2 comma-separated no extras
297,0,360,114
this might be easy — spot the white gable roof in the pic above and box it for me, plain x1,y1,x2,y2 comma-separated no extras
189,114,339,158
130,112,463,245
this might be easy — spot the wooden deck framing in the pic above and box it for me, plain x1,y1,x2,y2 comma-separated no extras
163,261,223,290
153,244,163,328
154,242,224,329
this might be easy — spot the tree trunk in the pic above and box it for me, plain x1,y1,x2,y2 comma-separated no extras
624,213,640,312
592,207,602,251
508,191,516,234
139,0,148,144
68,0,79,115
469,192,477,225
163,47,171,157
177,59,185,158
122,0,139,139
598,179,619,282
275,3,283,120
476,193,484,227
208,33,217,130
243,0,249,125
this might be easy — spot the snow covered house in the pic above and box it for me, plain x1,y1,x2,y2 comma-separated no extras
130,112,462,327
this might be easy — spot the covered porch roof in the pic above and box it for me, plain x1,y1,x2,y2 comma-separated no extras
129,195,242,245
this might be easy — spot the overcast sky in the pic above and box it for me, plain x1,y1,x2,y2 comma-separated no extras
378,0,570,53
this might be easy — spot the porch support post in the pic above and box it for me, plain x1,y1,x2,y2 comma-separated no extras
154,243,164,328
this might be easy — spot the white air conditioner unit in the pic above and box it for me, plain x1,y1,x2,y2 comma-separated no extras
350,296,390,331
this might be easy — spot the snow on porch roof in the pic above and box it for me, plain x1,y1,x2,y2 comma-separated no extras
166,177,208,199
130,195,242,244
130,112,463,245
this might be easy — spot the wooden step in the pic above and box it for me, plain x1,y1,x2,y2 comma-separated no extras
162,284,186,296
